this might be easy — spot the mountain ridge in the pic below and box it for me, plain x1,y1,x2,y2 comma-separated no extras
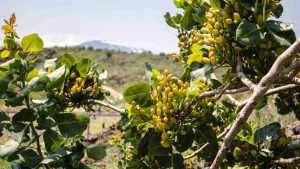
78,40,149,53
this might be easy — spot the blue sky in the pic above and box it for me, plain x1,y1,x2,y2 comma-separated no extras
0,0,299,53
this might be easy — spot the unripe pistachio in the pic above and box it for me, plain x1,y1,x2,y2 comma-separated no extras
214,22,222,29
215,37,223,43
86,86,93,92
160,140,170,148
150,108,155,115
70,72,77,79
170,117,177,124
212,29,219,36
157,102,163,108
161,132,167,140
131,101,137,106
178,79,183,87
140,109,146,115
68,102,74,107
168,92,174,98
88,74,94,80
202,57,210,64
93,83,99,89
233,13,241,21
225,18,233,25
82,89,87,95
157,108,162,116
164,69,170,76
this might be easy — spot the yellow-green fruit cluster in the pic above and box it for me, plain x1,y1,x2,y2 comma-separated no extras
275,128,291,148
234,142,257,159
52,71,102,108
152,69,190,147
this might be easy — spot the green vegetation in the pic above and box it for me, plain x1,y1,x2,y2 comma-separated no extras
37,47,183,93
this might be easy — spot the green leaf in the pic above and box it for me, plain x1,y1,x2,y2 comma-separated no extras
145,62,152,84
0,75,11,96
78,163,97,169
164,12,180,29
181,7,194,30
124,83,152,107
21,33,44,52
26,68,38,82
87,146,106,161
195,124,218,159
236,21,264,45
46,66,66,90
53,113,90,137
36,117,56,130
147,133,171,156
12,109,37,122
56,53,77,69
18,149,42,168
173,154,185,169
269,4,283,18
187,53,203,65
5,96,25,107
0,158,12,169
193,7,206,25
266,20,296,47
173,0,185,8
76,58,91,77
175,128,194,152
43,130,64,153
210,0,225,9
180,67,191,82
187,44,203,65
4,37,15,50
254,122,280,143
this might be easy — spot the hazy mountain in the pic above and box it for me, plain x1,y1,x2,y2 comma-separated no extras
79,40,148,53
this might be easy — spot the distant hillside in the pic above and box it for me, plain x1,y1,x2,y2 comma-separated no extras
38,46,183,93
79,40,148,53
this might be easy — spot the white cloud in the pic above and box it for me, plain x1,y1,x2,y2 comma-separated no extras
40,33,85,47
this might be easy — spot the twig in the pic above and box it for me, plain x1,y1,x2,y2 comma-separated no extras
180,87,248,116
292,77,300,84
180,87,249,116
214,77,238,101
184,125,231,160
237,55,256,92
269,157,300,165
238,84,300,108
210,39,300,169
86,99,126,113
288,140,300,150
282,59,300,75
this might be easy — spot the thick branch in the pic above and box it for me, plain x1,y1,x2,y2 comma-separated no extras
269,157,300,165
237,55,256,91
87,99,126,113
210,39,300,169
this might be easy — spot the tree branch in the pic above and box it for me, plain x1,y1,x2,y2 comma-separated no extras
214,77,238,101
237,55,256,91
180,87,248,116
238,84,300,108
269,157,300,165
86,99,126,113
210,39,300,169
282,58,300,75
